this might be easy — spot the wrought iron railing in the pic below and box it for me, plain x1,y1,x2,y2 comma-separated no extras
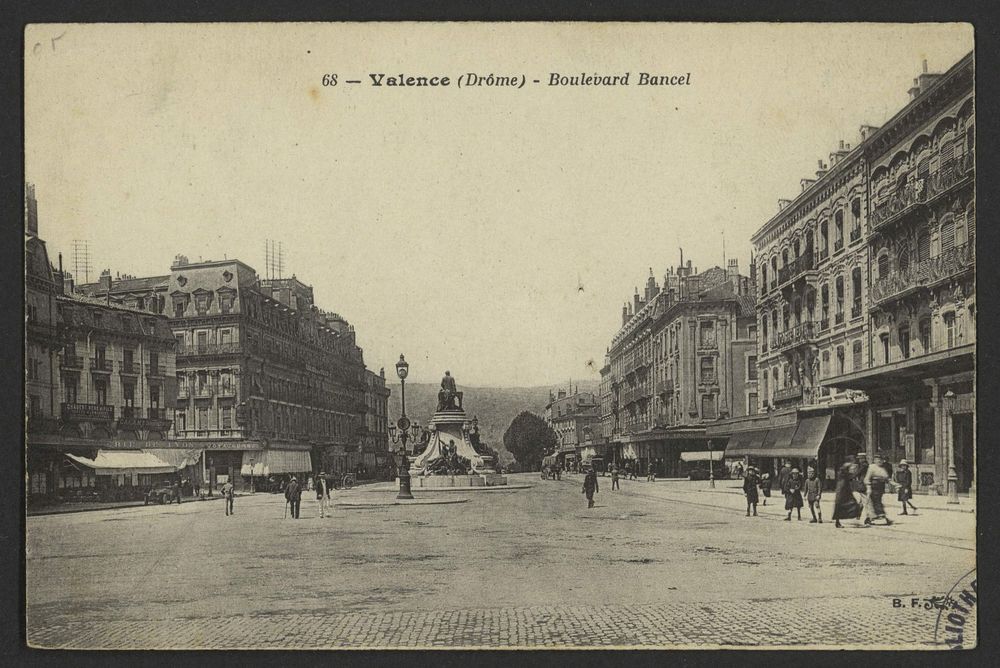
869,242,975,305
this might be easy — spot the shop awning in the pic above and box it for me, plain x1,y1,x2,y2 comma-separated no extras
680,450,725,462
724,430,768,457
142,448,203,469
771,414,832,459
66,450,176,475
240,449,313,476
761,425,797,454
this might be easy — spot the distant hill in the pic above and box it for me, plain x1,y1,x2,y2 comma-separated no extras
386,381,599,465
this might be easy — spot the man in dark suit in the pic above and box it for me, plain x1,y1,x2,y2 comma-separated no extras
285,476,302,519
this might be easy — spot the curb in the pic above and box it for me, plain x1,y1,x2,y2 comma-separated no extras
335,498,469,508
27,494,233,517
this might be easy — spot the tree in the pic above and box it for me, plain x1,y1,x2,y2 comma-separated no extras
503,411,557,471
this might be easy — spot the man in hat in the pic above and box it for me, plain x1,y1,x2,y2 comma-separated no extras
784,467,804,521
316,471,331,518
804,466,822,523
743,465,760,517
895,459,917,515
285,476,302,519
864,454,893,525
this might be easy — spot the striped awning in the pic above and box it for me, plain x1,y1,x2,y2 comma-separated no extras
142,448,202,469
66,450,176,475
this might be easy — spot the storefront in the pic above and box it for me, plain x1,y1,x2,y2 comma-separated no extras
240,447,313,489
63,450,178,502
620,427,711,478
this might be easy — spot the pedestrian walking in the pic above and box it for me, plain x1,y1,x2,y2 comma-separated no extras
895,459,917,515
285,476,302,519
221,480,235,516
759,471,772,505
582,469,599,508
777,460,792,498
174,478,183,505
733,461,744,480
832,462,862,528
804,467,823,523
784,467,804,521
611,465,620,491
316,471,330,518
646,465,656,483
865,455,893,526
743,465,760,516
854,452,874,524
555,463,562,481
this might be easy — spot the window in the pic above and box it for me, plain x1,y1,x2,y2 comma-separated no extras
197,406,209,430
748,393,758,416
221,406,232,430
149,351,159,373
196,331,208,350
701,394,717,420
747,356,758,380
194,292,211,316
851,198,862,235
940,218,956,253
967,202,976,241
747,325,757,341
175,334,185,352
835,276,844,316
782,304,790,332
27,358,39,380
820,221,829,254
29,395,41,418
834,210,844,247
761,317,768,349
123,348,135,371
880,334,890,364
852,268,862,316
919,318,932,353
877,254,889,279
700,321,716,348
762,373,769,403
94,379,108,405
898,249,910,274
852,341,863,371
944,312,956,348
898,325,911,360
123,382,135,407
772,367,780,389
917,231,931,262
771,310,779,335
821,351,830,378
173,299,186,318
220,294,234,315
219,329,232,347
761,264,768,293
821,285,829,323
700,357,716,384
150,385,160,409
64,375,78,403
782,249,789,267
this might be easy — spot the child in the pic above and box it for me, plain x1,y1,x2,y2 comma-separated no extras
784,467,804,521
743,466,760,517
804,466,823,523
895,459,917,515
759,471,772,505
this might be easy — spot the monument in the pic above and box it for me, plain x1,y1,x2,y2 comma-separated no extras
407,372,508,488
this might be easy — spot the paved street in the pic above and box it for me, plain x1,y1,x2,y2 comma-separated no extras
26,474,976,649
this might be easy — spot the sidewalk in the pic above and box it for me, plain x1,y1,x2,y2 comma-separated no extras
26,493,241,517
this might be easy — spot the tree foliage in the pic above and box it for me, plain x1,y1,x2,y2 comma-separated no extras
502,411,557,470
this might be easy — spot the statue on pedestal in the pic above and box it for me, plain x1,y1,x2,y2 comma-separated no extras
437,370,464,411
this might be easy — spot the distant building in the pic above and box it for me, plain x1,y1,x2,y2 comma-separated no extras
363,367,391,474
603,258,757,477
545,388,601,467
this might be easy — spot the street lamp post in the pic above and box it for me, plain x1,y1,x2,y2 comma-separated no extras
249,458,255,494
708,440,716,489
945,390,960,504
390,355,421,500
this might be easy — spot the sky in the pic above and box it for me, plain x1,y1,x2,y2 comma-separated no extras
24,23,973,386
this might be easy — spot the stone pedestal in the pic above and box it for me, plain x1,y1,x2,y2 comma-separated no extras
407,408,507,486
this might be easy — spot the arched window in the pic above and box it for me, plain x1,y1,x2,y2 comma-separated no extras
877,253,890,279
820,221,829,255
940,217,956,253
898,325,911,360
917,231,931,262
919,318,932,354
782,248,789,267
793,239,801,258
898,249,910,273
851,267,862,316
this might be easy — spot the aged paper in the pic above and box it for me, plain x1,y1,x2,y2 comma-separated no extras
25,23,975,649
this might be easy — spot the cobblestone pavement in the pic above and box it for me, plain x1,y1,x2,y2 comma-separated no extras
26,474,976,649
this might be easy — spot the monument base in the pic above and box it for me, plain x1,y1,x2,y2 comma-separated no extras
396,473,508,488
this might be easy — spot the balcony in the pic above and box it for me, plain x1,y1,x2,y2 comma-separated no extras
925,152,975,201
870,242,975,306
120,361,139,375
773,384,803,404
777,252,817,292
194,386,215,398
118,409,172,433
61,354,84,370
177,343,242,358
61,402,114,422
871,180,927,231
90,358,113,373
774,321,816,351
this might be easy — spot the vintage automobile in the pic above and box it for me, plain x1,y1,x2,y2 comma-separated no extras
144,485,179,505
686,462,730,481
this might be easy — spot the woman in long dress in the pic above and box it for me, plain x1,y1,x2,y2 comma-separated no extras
832,462,862,528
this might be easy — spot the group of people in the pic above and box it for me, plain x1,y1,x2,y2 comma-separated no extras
741,453,917,528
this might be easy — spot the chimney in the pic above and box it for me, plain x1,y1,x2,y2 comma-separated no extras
816,159,828,178
800,178,815,192
99,268,112,294
859,124,878,141
172,254,189,268
25,183,38,237
633,287,640,313
622,302,629,326
908,77,921,100
778,198,792,212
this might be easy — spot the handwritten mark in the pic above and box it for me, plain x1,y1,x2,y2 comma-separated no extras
51,31,66,51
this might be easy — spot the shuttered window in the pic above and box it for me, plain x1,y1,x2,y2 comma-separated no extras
940,219,956,253
917,232,931,262
967,204,976,240
877,254,889,279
